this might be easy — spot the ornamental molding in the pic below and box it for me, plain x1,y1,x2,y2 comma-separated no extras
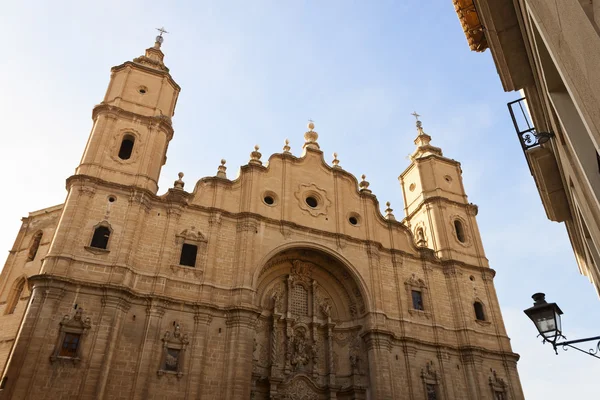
175,227,207,244
488,368,507,391
294,183,331,217
449,214,472,247
421,360,438,383
109,128,143,165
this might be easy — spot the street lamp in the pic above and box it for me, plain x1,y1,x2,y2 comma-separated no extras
524,293,600,359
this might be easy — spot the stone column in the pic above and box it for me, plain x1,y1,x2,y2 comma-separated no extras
362,331,394,399
326,322,336,386
186,310,212,399
224,308,258,400
461,351,483,400
131,299,166,400
94,294,131,400
1,283,66,400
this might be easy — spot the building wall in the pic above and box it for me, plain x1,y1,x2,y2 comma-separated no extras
457,0,600,294
0,40,523,399
0,205,62,372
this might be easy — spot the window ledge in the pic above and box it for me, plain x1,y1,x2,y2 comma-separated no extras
475,319,491,326
169,264,203,279
408,309,431,318
50,355,81,365
157,369,184,379
84,246,110,255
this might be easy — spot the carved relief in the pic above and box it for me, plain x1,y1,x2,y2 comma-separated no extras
294,183,332,217
157,323,190,379
50,308,92,364
280,378,319,400
254,251,368,398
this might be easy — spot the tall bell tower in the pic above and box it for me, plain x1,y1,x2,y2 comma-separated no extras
76,29,180,193
399,114,488,267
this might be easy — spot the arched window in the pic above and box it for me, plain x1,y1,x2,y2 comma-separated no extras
474,301,485,321
5,278,26,315
454,219,466,243
118,134,135,160
27,231,43,261
90,226,111,249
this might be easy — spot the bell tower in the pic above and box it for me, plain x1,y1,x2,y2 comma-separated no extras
399,114,488,267
76,29,180,193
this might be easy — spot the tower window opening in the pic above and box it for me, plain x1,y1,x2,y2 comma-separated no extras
5,278,26,315
454,219,466,243
474,301,485,321
179,243,198,267
118,135,135,160
90,226,111,249
27,231,43,261
411,290,424,311
59,332,81,358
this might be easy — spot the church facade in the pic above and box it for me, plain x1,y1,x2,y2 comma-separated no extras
0,36,524,400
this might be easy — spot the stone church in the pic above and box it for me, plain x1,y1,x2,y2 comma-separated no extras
0,34,524,400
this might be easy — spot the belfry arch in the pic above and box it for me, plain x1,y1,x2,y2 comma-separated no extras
252,247,370,399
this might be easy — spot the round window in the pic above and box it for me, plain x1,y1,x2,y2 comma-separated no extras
349,216,358,225
264,196,274,205
305,196,318,208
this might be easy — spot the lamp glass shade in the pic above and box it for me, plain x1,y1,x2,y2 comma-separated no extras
533,308,558,337
524,293,563,341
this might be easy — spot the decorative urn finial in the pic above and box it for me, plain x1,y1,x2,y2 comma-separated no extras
216,159,227,178
303,120,319,149
359,174,372,194
249,145,262,166
173,172,185,189
385,201,396,221
332,152,340,168
283,139,291,154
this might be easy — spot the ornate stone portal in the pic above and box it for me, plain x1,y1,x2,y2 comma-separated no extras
252,250,367,399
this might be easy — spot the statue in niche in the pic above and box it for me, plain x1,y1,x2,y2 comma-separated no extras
287,329,314,371
349,335,361,374
320,301,332,318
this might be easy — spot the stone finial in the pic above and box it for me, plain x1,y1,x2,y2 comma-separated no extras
385,201,396,221
303,120,320,150
217,159,227,178
332,152,340,168
359,174,372,194
283,139,291,154
173,172,185,189
249,145,262,166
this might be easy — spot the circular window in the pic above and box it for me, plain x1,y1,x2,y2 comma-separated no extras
305,196,318,208
469,275,475,282
349,216,358,225
444,175,453,183
138,86,147,94
262,191,277,206
409,183,416,192
108,196,116,203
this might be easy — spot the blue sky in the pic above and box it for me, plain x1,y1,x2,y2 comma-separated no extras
1,1,599,397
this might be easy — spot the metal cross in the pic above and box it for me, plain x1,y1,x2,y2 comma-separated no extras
411,111,421,121
308,119,314,123
156,27,169,37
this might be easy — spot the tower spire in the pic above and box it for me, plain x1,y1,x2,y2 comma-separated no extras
410,112,442,159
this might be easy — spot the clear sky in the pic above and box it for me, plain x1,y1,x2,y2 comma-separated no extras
1,1,599,398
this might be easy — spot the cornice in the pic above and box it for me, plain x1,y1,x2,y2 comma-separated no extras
111,61,181,91
453,0,488,52
402,196,478,222
92,103,174,141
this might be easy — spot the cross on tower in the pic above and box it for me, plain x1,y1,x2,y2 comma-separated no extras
156,27,169,37
411,111,421,121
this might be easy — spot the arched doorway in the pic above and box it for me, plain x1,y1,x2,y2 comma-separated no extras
252,248,369,399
